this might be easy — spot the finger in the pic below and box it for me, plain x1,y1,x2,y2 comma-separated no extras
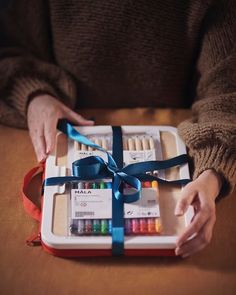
176,207,211,248
62,106,94,126
29,124,47,162
175,215,216,258
44,119,57,154
175,183,196,216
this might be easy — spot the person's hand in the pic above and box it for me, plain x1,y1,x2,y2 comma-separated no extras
175,169,222,258
27,94,94,162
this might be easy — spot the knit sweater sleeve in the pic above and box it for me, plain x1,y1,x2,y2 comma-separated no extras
178,0,236,197
0,0,77,128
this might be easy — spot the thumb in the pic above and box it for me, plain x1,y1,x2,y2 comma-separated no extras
63,107,95,126
175,183,196,216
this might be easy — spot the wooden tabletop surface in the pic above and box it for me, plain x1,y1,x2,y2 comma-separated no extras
0,108,235,295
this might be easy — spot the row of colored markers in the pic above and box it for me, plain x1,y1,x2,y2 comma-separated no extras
70,180,162,236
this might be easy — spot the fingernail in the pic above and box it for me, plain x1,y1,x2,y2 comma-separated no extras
38,158,45,163
38,154,46,162
175,247,182,256
175,208,184,216
176,241,183,248
46,146,52,154
182,253,190,259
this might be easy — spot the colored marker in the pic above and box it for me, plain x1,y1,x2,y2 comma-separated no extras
70,182,79,234
152,180,161,230
92,219,100,234
91,182,101,234
77,182,85,234
108,219,112,234
142,137,149,150
106,182,112,189
140,218,148,234
131,218,140,234
155,218,162,233
101,219,109,235
72,182,78,189
128,137,135,150
151,181,158,189
147,218,156,234
134,137,142,151
77,220,85,235
78,182,84,189
125,219,132,235
92,182,98,189
149,137,155,149
84,219,92,234
69,223,77,234
84,182,90,189
123,137,128,150
81,143,87,151
143,181,152,188
70,182,83,234
74,141,80,151
100,181,106,189
105,182,112,235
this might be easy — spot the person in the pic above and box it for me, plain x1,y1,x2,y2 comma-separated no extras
0,0,235,258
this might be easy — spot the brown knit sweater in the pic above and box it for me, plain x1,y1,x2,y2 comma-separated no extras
0,0,235,195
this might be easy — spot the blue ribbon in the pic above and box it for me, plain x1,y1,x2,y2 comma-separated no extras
111,126,127,255
44,119,191,255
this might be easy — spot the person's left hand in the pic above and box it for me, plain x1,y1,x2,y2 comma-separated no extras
175,169,222,258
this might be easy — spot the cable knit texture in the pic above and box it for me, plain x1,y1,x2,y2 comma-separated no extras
0,0,235,196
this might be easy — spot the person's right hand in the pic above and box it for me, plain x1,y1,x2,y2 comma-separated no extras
27,94,94,162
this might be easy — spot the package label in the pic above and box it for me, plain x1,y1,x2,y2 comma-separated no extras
71,189,112,219
123,150,156,165
74,150,108,162
71,187,159,219
124,188,160,218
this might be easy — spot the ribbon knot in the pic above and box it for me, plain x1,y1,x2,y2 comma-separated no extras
72,156,142,204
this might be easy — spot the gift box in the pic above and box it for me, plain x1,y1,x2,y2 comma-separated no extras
22,120,193,257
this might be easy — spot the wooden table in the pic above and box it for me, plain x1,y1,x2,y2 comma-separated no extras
0,108,235,295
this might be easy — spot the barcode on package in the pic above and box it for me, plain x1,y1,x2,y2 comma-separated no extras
147,200,156,205
75,211,95,218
